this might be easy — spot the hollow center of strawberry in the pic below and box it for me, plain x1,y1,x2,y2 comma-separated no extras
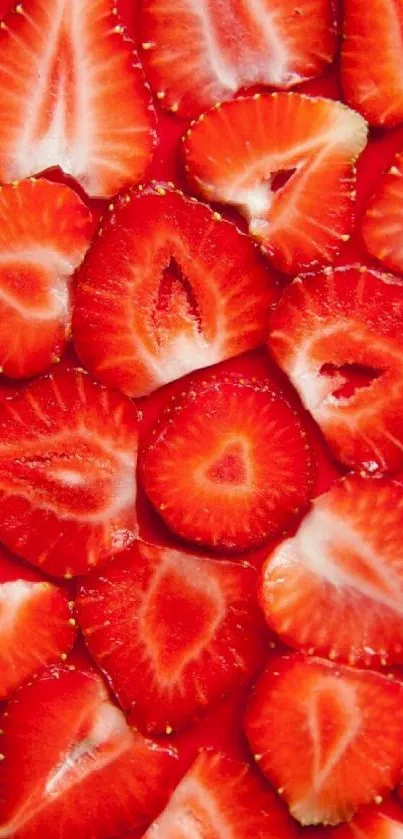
270,168,297,192
153,257,202,339
205,441,249,486
320,362,383,400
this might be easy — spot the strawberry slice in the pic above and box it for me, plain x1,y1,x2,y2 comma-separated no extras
0,546,76,699
140,0,337,118
73,183,278,398
260,474,403,668
306,800,403,839
0,178,93,379
142,749,297,839
76,540,266,734
139,372,315,552
0,665,177,839
341,0,403,128
182,93,368,274
0,0,156,198
0,366,139,578
269,266,403,472
245,653,403,826
362,151,403,274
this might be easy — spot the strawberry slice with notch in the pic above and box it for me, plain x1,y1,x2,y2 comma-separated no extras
0,665,177,839
73,183,279,398
139,372,315,553
341,0,403,128
0,546,76,699
142,749,297,839
362,151,403,274
0,366,139,578
76,540,266,734
0,178,93,379
183,93,368,274
245,653,403,826
0,0,156,197
140,0,337,118
269,266,403,473
260,474,403,669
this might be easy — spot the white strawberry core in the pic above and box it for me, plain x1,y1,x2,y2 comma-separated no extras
0,580,44,631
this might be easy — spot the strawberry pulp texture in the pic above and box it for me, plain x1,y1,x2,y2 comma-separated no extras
0,0,402,837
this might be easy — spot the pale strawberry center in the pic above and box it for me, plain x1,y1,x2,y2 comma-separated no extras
204,438,251,490
0,258,68,320
306,679,360,792
0,580,43,633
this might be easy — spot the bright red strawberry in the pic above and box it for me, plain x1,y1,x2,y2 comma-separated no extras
0,178,93,379
269,266,403,472
140,372,315,552
0,546,76,699
140,0,337,118
0,366,139,578
0,0,156,197
142,749,297,839
73,183,278,398
0,665,177,839
245,654,403,826
260,474,403,668
183,94,368,274
305,799,403,839
341,0,403,128
76,540,266,734
362,152,403,273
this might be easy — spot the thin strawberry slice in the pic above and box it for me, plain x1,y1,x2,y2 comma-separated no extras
341,0,403,128
306,800,403,839
139,372,315,552
0,547,76,699
269,266,403,472
0,665,177,839
73,183,278,398
142,750,297,839
260,474,403,668
245,653,403,826
0,366,139,578
362,152,403,273
0,178,93,379
140,0,337,118
183,94,368,274
76,540,266,734
0,0,156,198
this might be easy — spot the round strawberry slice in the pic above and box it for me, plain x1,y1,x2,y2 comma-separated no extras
245,653,403,826
73,183,278,398
260,474,403,668
0,665,177,839
0,366,139,578
76,540,266,734
183,93,368,274
362,151,403,274
0,547,76,699
269,266,403,473
140,373,315,552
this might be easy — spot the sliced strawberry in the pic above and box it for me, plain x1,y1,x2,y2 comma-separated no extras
140,0,337,118
0,178,93,379
139,372,315,552
362,152,403,273
306,800,403,839
0,0,156,198
341,0,403,128
0,366,139,578
0,546,76,699
269,266,403,472
0,665,177,838
77,540,266,734
142,749,297,839
73,183,278,398
245,653,403,826
183,94,368,274
260,474,403,668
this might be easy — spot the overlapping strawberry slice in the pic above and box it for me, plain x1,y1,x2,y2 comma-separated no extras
183,93,368,274
73,184,278,398
245,654,403,826
0,665,177,839
142,750,297,839
269,266,403,472
0,178,93,379
140,372,315,552
0,0,156,197
0,366,139,578
140,0,337,118
306,800,403,839
76,540,266,734
260,474,403,668
362,151,403,274
341,0,403,127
